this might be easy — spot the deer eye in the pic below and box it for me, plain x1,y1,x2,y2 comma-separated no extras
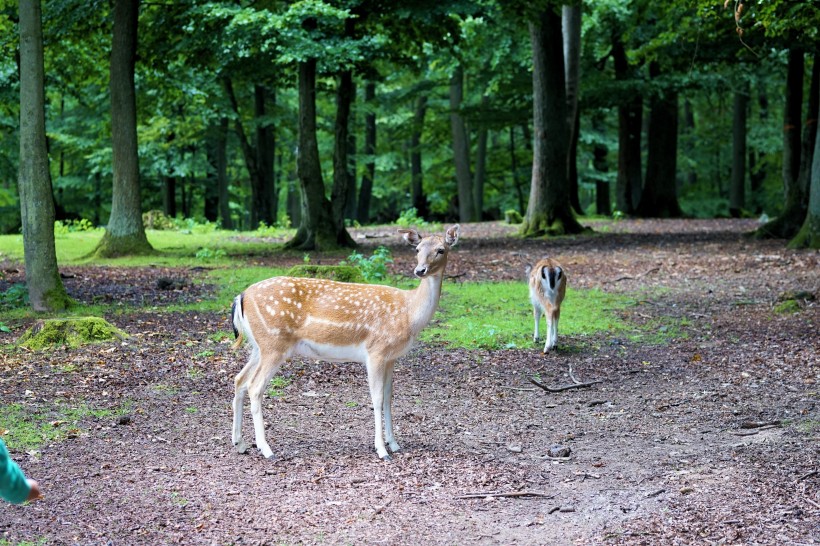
414,247,420,254
436,248,444,255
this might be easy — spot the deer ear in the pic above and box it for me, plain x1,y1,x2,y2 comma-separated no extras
398,229,422,246
445,224,460,247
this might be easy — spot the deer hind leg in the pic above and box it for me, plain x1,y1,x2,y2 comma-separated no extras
247,351,285,459
366,357,391,461
382,360,401,454
232,346,261,454
545,307,560,352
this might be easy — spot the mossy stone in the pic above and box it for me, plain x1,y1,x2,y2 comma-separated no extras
285,265,364,283
17,317,127,350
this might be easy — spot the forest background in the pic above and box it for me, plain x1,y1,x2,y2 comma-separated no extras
2,1,820,271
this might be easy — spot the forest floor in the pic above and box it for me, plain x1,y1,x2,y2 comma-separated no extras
0,218,818,545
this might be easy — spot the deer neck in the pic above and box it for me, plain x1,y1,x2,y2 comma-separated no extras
408,270,444,335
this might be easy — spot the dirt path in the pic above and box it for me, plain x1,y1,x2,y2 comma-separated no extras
1,219,818,545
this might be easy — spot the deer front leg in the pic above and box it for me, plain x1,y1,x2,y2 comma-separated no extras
366,358,391,461
544,309,560,352
532,305,542,343
382,360,400,454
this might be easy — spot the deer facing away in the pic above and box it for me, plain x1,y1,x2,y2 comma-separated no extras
230,225,460,460
526,257,567,353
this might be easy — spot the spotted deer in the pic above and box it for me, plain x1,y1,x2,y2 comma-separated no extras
526,258,567,353
230,225,460,460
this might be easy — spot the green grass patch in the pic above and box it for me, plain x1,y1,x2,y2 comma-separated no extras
0,401,128,451
422,282,632,350
267,376,292,398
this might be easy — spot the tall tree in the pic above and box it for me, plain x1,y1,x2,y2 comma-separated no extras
635,62,682,218
758,50,818,238
450,63,475,222
522,6,585,236
410,94,430,218
612,33,642,215
791,75,820,248
357,81,376,224
562,2,583,215
286,56,355,250
94,0,152,257
730,81,749,218
331,68,355,234
18,0,70,311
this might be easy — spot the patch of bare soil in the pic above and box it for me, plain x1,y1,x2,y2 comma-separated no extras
1,219,818,545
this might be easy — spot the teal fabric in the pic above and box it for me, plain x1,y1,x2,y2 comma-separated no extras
0,438,31,504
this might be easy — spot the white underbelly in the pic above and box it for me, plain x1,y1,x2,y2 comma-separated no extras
292,339,368,363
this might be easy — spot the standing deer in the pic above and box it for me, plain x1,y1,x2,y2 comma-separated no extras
230,225,460,460
526,258,567,353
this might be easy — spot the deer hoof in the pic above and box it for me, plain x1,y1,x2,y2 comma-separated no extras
234,440,249,454
380,453,393,462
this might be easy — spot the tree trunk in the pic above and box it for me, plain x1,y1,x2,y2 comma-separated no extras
215,117,232,229
286,57,355,250
635,63,682,218
730,83,749,218
612,34,642,215
682,99,697,187
95,0,153,257
510,126,525,215
562,3,583,215
450,64,475,222
592,112,610,215
18,0,70,311
522,8,585,237
332,69,354,233
749,83,768,214
791,74,820,248
255,84,276,226
473,96,488,221
357,81,376,224
757,47,808,238
410,94,429,218
163,176,176,218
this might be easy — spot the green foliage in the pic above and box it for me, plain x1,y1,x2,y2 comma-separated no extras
343,246,393,282
195,247,227,261
0,284,28,310
286,264,364,283
54,219,97,234
396,207,427,227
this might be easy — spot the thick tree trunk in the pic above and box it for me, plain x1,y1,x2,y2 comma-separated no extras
612,35,642,215
18,0,70,311
757,47,809,239
682,99,697,187
357,81,376,224
332,69,354,232
450,64,475,222
562,3,583,215
410,94,429,218
730,83,749,218
522,8,585,237
287,58,354,250
635,63,682,218
95,0,152,257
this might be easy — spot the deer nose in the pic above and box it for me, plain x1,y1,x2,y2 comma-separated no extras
414,266,428,277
